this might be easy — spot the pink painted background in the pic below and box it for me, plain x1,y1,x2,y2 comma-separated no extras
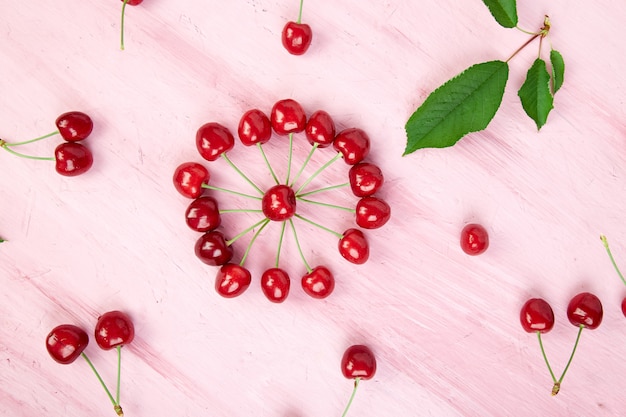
2,1,626,416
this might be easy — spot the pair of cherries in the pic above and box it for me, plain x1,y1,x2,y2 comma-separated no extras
46,311,135,416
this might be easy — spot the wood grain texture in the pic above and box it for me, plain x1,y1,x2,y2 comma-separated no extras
1,1,625,416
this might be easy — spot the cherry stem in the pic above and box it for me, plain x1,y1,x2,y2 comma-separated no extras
553,324,584,395
290,142,318,187
226,218,268,246
1,144,55,161
220,209,264,214
120,0,129,50
288,218,311,272
297,182,350,198
506,16,551,63
505,33,540,63
295,151,342,195
81,352,122,413
201,183,262,201
1,131,59,147
341,377,361,417
296,197,355,213
115,346,122,404
294,213,343,239
257,143,279,185
239,219,270,266
600,234,626,286
285,133,294,185
536,332,557,383
275,221,287,268
515,26,540,35
297,0,304,24
221,153,264,195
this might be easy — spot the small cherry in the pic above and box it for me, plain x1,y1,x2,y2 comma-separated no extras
301,265,334,298
338,228,369,265
281,0,312,55
340,344,377,416
238,109,272,146
622,297,626,317
120,0,144,50
355,196,391,229
305,110,335,148
520,298,555,333
261,268,291,303
567,292,603,329
271,99,306,135
333,128,370,165
195,230,234,266
46,324,89,364
196,122,235,161
349,162,384,197
95,311,135,350
54,142,94,176
215,263,252,298
56,111,93,142
460,223,489,256
173,162,209,199
262,184,297,221
185,196,221,232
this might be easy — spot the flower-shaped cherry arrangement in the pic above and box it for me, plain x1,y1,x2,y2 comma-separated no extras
173,98,390,301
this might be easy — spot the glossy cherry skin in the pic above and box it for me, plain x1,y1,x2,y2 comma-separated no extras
271,99,306,135
333,128,370,165
185,196,220,232
215,263,252,298
520,298,555,333
460,224,489,255
341,345,377,380
238,109,272,146
46,324,89,364
54,142,93,176
622,297,626,318
261,268,291,303
567,292,603,329
301,266,334,299
195,231,233,266
196,122,235,161
55,111,93,142
123,0,143,5
95,311,135,350
338,228,369,264
349,162,384,197
356,197,391,229
262,184,297,221
305,110,335,148
173,162,209,199
282,21,312,55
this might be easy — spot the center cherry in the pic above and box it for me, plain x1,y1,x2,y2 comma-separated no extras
262,184,297,221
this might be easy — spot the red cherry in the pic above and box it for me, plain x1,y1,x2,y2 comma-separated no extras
567,292,603,329
355,196,390,229
520,298,555,333
262,184,297,221
271,99,306,135
215,263,252,298
55,111,93,142
301,266,334,299
341,345,377,380
333,128,370,165
282,21,312,55
46,324,89,364
338,228,369,264
173,162,209,199
54,142,93,176
305,110,335,148
185,196,221,232
261,268,291,303
123,0,143,5
196,122,235,161
622,297,626,318
94,311,135,350
238,109,272,146
195,230,233,266
460,223,489,255
349,162,384,197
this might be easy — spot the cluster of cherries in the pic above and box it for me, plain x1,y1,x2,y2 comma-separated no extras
0,111,94,176
46,311,135,416
173,98,390,301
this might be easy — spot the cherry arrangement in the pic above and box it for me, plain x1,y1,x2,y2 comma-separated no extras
0,111,94,176
173,98,390,301
46,311,135,416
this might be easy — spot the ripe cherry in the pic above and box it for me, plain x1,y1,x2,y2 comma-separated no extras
355,196,391,229
95,311,135,350
261,268,291,303
305,110,335,148
301,266,334,298
215,263,252,298
622,297,626,317
55,111,93,142
567,292,603,329
196,122,235,161
349,162,384,197
282,21,312,55
338,228,369,265
271,99,306,135
238,109,272,146
46,324,89,364
460,223,489,256
520,298,554,333
195,230,233,266
333,128,370,165
173,162,209,199
262,184,297,221
185,196,221,232
341,344,377,380
54,142,93,176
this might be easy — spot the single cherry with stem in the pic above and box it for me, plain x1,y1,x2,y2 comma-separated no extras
460,223,489,255
261,222,291,302
340,344,376,417
349,162,384,197
196,122,235,162
173,162,210,199
281,0,312,55
333,128,371,165
305,110,335,148
355,196,391,229
271,99,307,135
120,0,143,50
185,196,221,232
54,142,94,176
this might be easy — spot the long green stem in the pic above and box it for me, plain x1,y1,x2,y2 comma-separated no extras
120,0,129,50
285,133,294,185
239,219,270,266
537,332,557,383
297,182,349,198
289,219,311,272
600,235,626,286
227,218,268,246
1,145,55,161
115,346,122,404
341,377,361,417
81,353,119,409
2,131,58,147
275,221,287,268
290,142,318,187
295,151,342,195
553,325,584,395
297,0,304,24
297,197,355,213
294,214,342,239
201,183,262,200
221,153,264,195
257,143,279,185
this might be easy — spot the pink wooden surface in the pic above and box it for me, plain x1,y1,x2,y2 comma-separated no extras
2,1,626,416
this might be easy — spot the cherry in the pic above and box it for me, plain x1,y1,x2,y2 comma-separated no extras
173,162,209,199
305,110,335,148
338,228,369,265
238,109,272,146
520,298,554,333
215,263,252,298
262,184,297,221
95,311,135,350
185,196,221,232
195,230,233,266
282,21,312,55
341,344,377,380
567,292,603,329
261,268,291,303
46,324,89,364
301,265,334,299
271,99,306,135
54,142,93,176
355,196,391,229
55,111,93,142
333,128,370,165
622,297,626,317
460,223,489,255
196,122,235,161
349,162,384,197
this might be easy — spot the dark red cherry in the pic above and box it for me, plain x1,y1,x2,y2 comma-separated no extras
238,109,272,146
460,224,489,255
567,292,603,329
341,345,377,380
262,184,297,221
282,21,312,55
46,324,89,364
196,122,235,161
271,99,306,135
215,263,252,298
305,110,335,148
261,268,291,303
333,128,370,165
301,266,334,299
94,311,135,350
55,111,93,142
173,162,209,199
622,297,626,318
54,142,93,176
520,298,555,333
123,0,143,5
338,228,369,264
185,196,221,232
355,197,390,229
349,162,384,197
195,230,233,266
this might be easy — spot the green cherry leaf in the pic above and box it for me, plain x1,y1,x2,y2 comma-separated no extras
518,58,554,130
550,49,565,93
481,0,518,28
404,60,509,153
